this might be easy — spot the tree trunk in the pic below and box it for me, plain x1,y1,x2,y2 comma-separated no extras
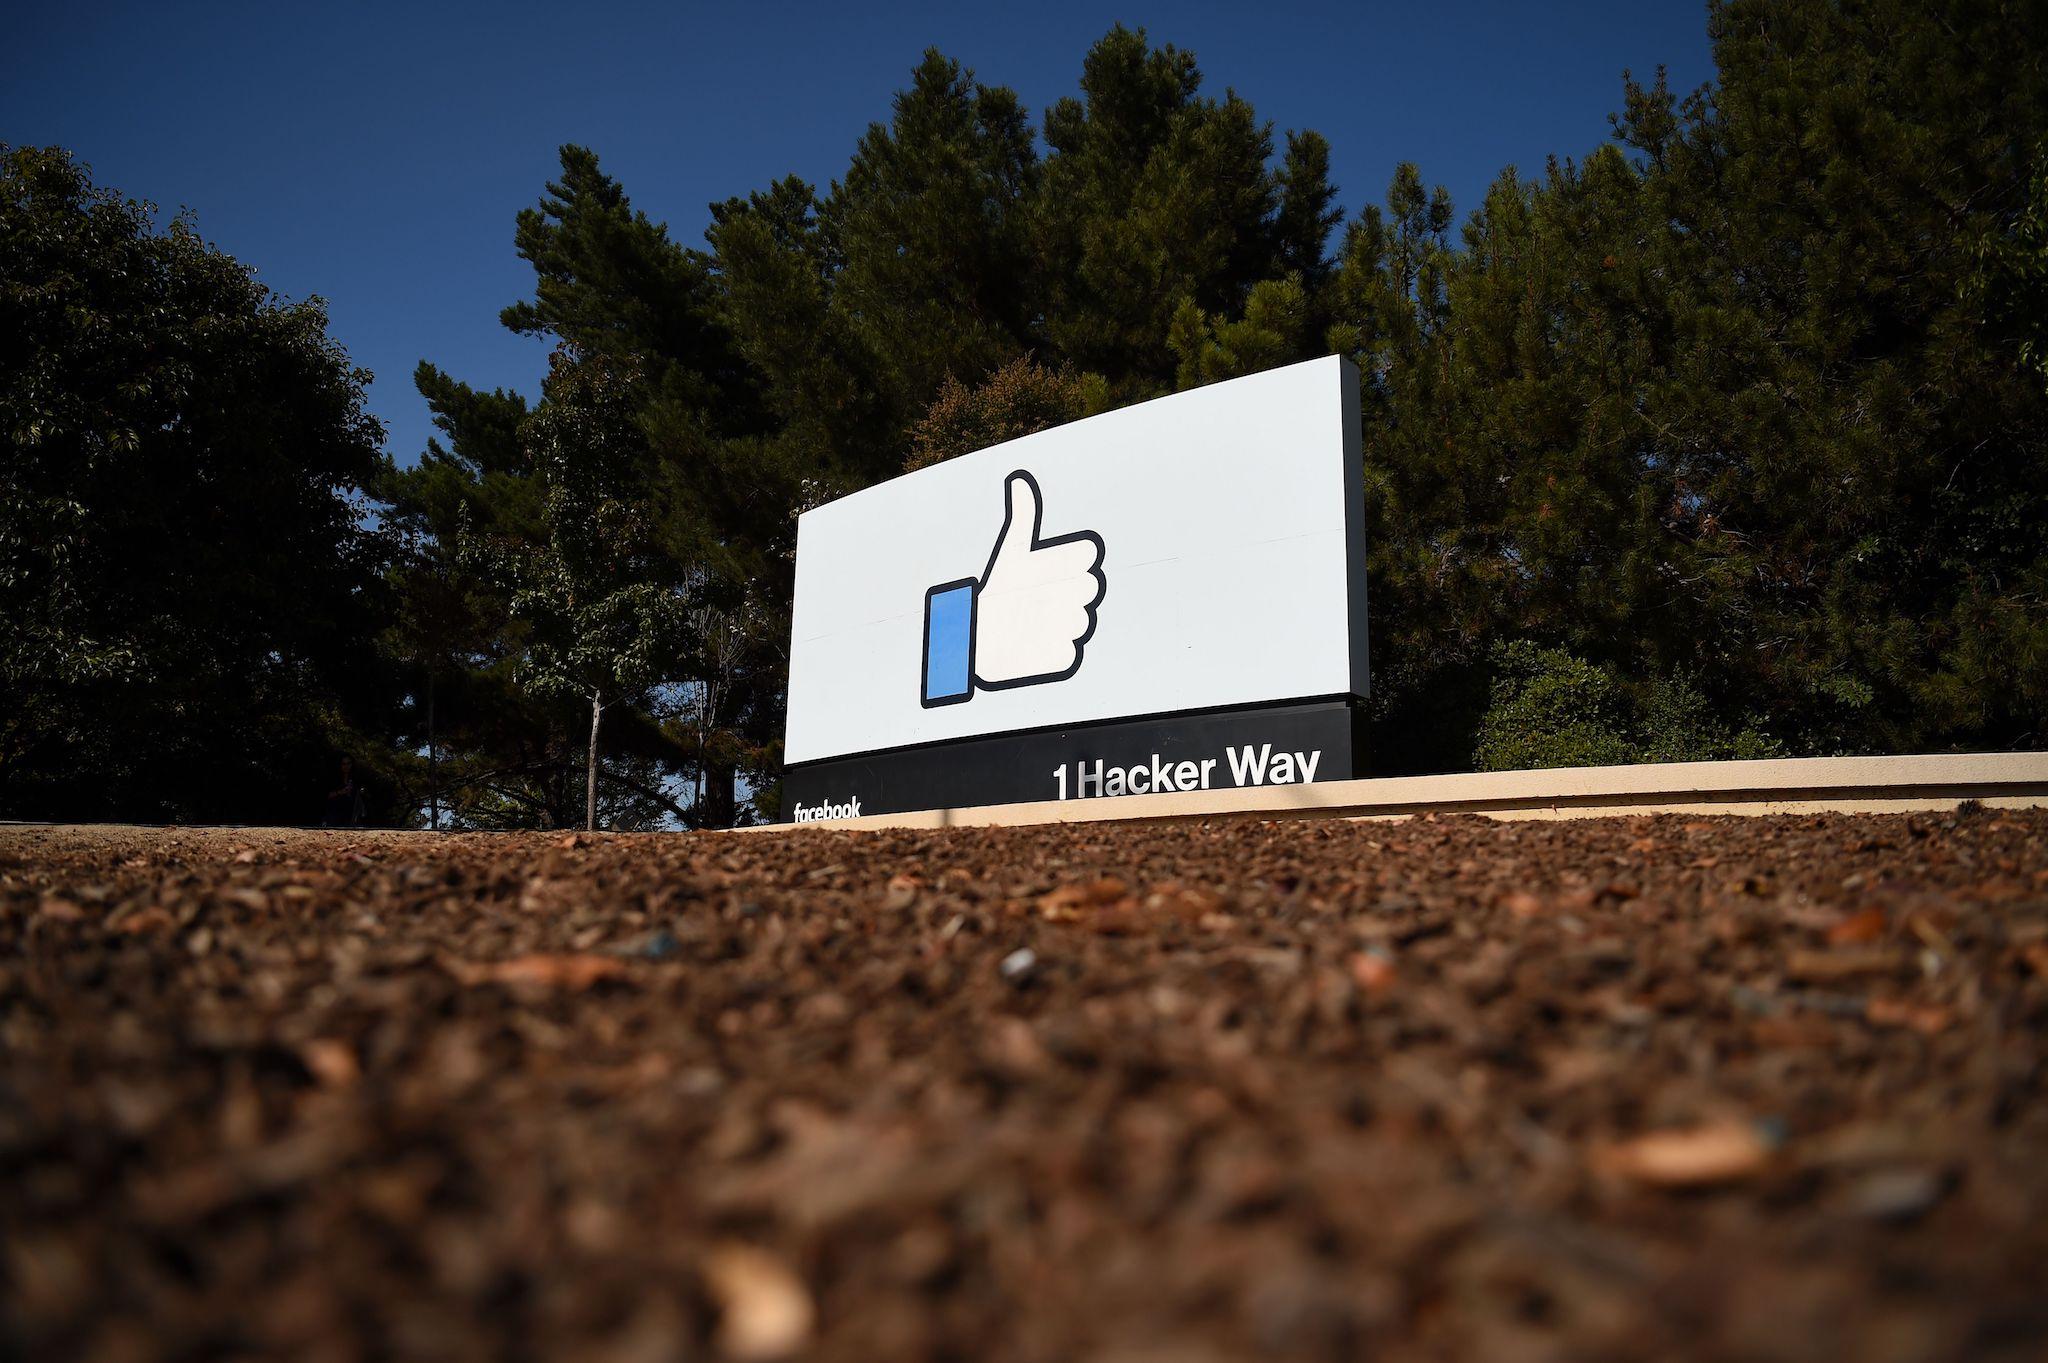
425,671,438,831
695,680,712,827
585,689,604,832
705,762,737,829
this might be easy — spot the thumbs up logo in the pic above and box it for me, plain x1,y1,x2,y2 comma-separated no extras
922,470,1107,707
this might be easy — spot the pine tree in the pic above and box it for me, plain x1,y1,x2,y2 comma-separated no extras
821,50,1039,449
500,147,803,823
1611,0,2048,750
1033,26,1320,393
373,363,577,828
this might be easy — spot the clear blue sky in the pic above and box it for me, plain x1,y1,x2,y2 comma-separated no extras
6,0,1715,467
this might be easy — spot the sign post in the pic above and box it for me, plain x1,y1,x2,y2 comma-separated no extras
784,356,1366,821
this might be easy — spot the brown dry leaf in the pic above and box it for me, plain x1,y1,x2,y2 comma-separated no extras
445,953,629,991
704,1243,814,1360
1039,876,1131,924
298,1039,360,1088
1751,1014,1839,1048
982,1016,1049,1078
118,906,175,935
1595,1121,1775,1187
1826,908,1887,946
1865,997,1954,1036
1347,950,1397,995
1086,905,1153,936
1904,914,1958,958
1142,880,1227,922
38,895,84,922
1784,947,1905,982
1500,891,1545,919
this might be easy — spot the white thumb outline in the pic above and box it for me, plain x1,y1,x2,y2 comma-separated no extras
969,470,1109,695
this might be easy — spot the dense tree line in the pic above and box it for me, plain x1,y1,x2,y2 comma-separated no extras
4,0,2044,826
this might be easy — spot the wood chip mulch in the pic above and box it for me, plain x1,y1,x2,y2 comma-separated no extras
4,809,2047,1362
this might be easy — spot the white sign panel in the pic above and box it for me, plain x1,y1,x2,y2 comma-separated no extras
785,355,1366,766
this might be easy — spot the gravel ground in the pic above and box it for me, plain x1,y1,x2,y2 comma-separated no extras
4,810,2047,1363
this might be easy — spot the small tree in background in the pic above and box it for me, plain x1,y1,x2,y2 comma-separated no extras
469,351,688,830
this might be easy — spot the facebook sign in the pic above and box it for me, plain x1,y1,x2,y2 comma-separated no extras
783,356,1368,820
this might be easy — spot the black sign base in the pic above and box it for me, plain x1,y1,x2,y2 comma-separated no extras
782,699,1362,821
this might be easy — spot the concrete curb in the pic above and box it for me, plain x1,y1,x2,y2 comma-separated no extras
756,751,2048,831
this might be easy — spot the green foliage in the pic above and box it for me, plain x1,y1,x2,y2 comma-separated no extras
822,50,1040,446
501,146,737,402
373,362,588,828
1604,0,2048,754
1969,144,2048,389
494,148,809,825
1033,25,1336,393
475,353,697,830
13,3,2047,825
1354,0,2048,769
0,147,392,821
1474,642,1783,772
1634,673,1784,766
1473,644,1639,772
475,352,686,708
1169,275,1311,389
